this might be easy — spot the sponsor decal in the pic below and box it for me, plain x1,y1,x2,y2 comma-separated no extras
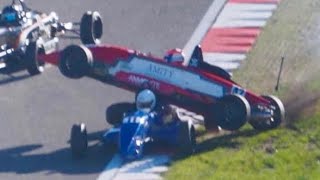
110,57,224,97
128,75,160,90
148,63,174,79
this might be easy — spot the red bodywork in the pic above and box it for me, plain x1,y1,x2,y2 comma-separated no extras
39,44,270,115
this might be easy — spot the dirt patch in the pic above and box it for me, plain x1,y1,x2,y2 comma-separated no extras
232,0,320,124
261,137,277,154
283,84,320,125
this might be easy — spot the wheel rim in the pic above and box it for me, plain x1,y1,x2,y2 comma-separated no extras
93,16,102,39
263,95,285,129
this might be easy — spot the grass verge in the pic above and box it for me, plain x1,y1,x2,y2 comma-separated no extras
165,0,320,179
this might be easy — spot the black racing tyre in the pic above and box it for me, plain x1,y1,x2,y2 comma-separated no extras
25,42,45,75
212,94,251,131
106,102,135,125
70,123,88,158
177,120,196,155
249,95,285,130
59,45,93,79
203,108,220,131
80,11,103,45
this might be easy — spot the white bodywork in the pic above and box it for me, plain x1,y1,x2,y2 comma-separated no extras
108,57,225,98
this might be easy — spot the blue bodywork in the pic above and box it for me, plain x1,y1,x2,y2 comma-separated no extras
103,110,180,160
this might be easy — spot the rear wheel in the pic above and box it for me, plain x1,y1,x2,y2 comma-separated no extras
250,95,285,130
59,45,93,79
25,42,45,75
70,123,88,158
211,95,250,131
177,120,196,155
106,102,135,126
80,11,103,45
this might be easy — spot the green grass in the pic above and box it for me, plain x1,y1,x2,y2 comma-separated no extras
164,0,320,179
166,115,320,179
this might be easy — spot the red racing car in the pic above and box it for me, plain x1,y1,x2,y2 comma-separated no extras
40,44,285,131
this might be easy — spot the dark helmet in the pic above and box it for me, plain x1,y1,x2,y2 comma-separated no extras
161,105,178,124
1,4,24,25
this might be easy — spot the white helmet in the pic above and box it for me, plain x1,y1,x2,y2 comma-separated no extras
136,89,156,113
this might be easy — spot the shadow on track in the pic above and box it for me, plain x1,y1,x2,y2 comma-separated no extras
0,130,116,175
0,62,32,86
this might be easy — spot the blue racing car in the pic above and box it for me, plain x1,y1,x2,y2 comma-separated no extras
70,89,196,160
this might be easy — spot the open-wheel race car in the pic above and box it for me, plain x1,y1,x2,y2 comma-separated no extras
70,90,196,159
40,41,285,132
0,0,102,75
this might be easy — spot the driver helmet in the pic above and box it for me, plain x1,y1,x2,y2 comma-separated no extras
1,4,23,24
136,89,156,113
164,48,185,63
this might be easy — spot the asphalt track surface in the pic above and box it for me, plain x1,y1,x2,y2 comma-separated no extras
0,0,212,179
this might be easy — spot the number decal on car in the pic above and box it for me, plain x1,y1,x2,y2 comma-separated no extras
231,85,246,96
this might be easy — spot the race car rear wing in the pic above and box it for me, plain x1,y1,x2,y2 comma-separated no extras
188,45,231,80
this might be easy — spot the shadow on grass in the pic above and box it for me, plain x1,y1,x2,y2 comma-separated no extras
173,128,260,161
0,130,116,175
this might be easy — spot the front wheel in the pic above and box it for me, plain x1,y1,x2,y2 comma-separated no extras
25,42,45,75
80,11,103,45
70,123,88,158
249,95,285,130
211,94,251,131
177,120,196,155
59,45,93,79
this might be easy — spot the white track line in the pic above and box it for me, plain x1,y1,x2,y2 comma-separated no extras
206,61,241,71
98,155,171,180
203,53,246,62
214,19,268,28
183,0,228,64
97,154,123,180
222,3,278,12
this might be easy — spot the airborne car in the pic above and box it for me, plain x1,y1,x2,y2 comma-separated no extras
41,43,285,132
0,0,102,75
